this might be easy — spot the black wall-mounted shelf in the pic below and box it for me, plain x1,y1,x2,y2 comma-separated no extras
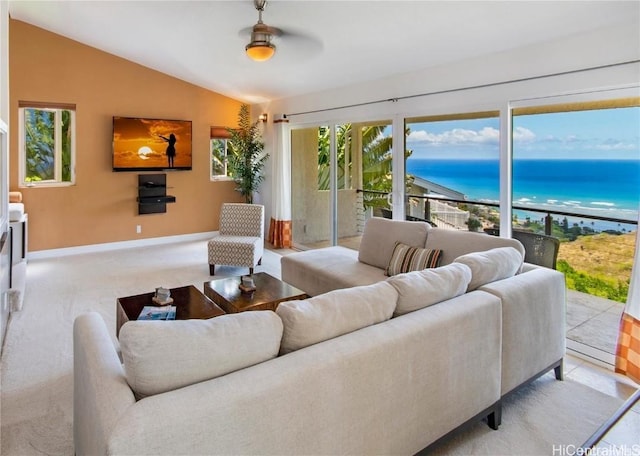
137,174,176,214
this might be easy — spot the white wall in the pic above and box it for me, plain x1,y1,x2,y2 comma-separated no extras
258,22,640,228
0,0,11,350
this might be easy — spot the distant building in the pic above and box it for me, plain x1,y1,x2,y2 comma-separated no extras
408,177,470,229
410,177,466,200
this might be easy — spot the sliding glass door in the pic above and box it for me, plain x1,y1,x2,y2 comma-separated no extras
336,122,393,250
290,121,393,250
512,97,639,365
404,112,501,230
290,126,331,250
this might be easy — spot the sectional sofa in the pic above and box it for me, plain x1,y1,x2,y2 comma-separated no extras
282,217,567,397
73,217,565,455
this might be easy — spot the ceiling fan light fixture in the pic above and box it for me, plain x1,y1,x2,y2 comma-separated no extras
246,41,275,62
245,0,276,62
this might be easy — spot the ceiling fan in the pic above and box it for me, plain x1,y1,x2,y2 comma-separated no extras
245,0,278,61
243,0,322,62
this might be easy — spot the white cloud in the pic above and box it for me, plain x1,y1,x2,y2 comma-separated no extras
512,126,535,142
594,142,638,151
407,127,499,146
407,124,638,156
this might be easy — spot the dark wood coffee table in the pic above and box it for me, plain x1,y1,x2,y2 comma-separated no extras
116,285,226,337
203,272,308,314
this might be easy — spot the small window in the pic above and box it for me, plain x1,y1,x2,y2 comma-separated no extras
19,102,76,187
210,126,232,180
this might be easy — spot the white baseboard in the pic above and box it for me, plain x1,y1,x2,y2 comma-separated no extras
28,231,218,260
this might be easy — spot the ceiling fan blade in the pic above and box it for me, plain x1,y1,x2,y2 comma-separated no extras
276,30,324,57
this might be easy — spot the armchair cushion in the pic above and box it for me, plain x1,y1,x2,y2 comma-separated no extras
208,236,263,268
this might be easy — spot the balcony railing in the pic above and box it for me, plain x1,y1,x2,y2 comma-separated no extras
361,187,636,302
358,189,638,234
358,189,637,363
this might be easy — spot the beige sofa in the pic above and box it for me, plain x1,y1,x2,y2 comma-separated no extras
75,281,503,454
282,217,566,396
73,218,565,455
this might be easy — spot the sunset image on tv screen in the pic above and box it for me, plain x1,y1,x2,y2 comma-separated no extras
113,117,192,170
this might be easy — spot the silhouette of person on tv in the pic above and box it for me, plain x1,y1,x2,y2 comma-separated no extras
159,133,177,168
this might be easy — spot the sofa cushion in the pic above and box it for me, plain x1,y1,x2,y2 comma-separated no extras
387,263,472,316
358,217,430,269
453,246,524,291
119,312,283,399
385,242,442,276
281,246,387,297
424,228,525,266
276,281,398,354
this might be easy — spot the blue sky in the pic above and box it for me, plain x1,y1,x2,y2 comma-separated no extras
405,106,640,160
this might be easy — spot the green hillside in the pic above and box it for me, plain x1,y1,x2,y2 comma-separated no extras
557,232,635,303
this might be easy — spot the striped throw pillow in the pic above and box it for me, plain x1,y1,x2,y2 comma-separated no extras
386,242,442,276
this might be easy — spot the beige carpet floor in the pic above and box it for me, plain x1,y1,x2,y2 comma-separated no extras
428,373,622,455
0,239,624,455
0,239,283,455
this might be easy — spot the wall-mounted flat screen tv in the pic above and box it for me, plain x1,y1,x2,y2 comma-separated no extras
112,116,192,171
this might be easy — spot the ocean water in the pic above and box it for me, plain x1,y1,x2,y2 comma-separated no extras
405,158,639,230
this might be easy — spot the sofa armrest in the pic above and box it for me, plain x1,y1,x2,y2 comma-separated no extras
479,268,566,396
74,312,136,456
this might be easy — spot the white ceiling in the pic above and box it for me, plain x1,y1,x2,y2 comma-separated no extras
8,1,640,104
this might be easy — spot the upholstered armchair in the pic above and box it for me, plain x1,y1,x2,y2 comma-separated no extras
208,203,265,275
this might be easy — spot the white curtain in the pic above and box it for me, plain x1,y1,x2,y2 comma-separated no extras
267,118,292,248
615,208,640,384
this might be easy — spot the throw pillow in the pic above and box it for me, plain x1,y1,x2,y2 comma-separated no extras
119,312,283,399
276,281,398,355
386,263,472,316
453,246,524,291
385,242,442,276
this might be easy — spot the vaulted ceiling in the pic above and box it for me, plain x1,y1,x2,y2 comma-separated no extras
8,1,640,103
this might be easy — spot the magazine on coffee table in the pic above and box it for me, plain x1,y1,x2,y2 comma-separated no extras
137,305,176,320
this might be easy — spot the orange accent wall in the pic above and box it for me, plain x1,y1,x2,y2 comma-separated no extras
9,19,243,252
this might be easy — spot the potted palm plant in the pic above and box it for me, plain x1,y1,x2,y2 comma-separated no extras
227,104,268,204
